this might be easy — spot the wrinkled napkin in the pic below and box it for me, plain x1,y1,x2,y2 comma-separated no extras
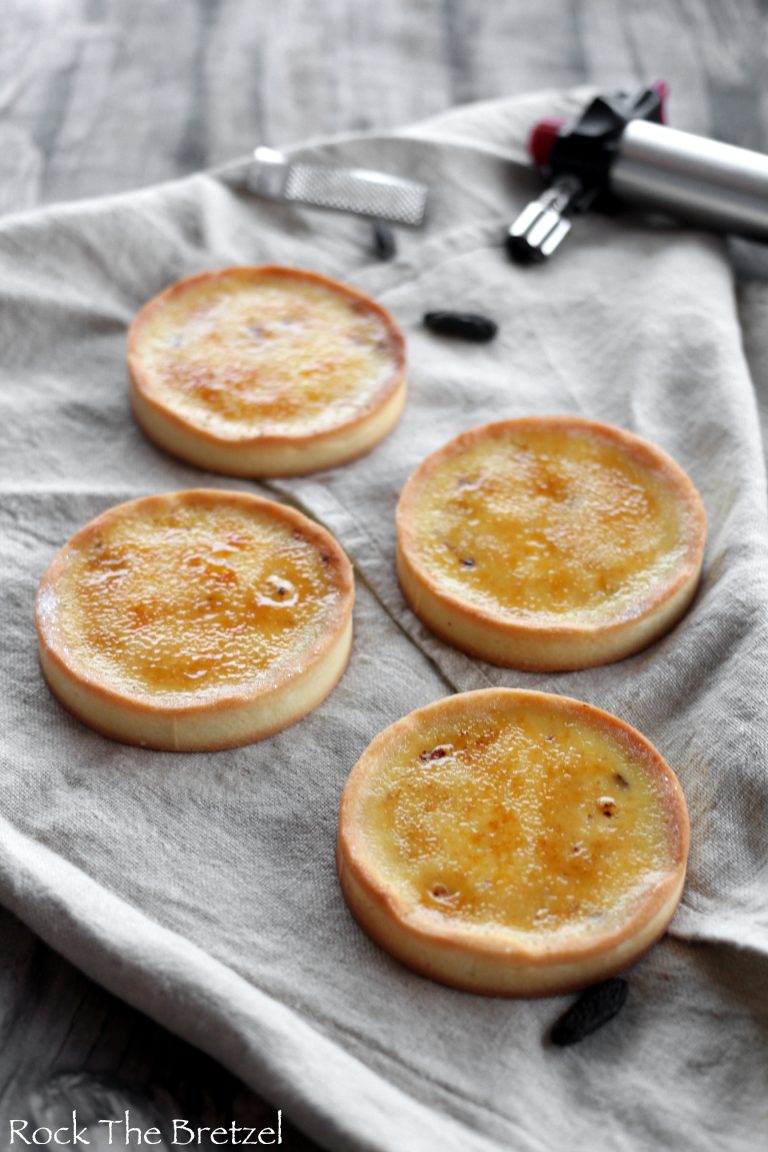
1,91,767,1151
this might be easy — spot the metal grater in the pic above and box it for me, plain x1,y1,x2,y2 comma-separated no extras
247,146,428,226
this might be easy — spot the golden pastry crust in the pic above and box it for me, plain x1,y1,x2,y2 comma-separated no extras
396,416,707,670
337,689,689,996
128,266,406,476
35,489,354,750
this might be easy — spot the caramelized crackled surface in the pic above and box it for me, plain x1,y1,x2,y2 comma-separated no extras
130,268,402,441
341,692,687,945
37,492,349,706
400,419,705,628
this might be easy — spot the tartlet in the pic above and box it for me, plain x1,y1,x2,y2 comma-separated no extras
396,416,706,670
337,689,689,996
128,265,406,476
35,489,354,750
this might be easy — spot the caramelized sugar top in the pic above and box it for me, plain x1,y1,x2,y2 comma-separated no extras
354,696,681,937
406,423,698,624
135,271,399,438
42,497,345,702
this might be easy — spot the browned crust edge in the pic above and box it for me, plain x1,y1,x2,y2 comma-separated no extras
35,489,355,750
127,265,407,477
337,689,690,996
395,416,708,671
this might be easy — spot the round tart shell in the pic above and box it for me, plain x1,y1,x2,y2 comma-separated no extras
396,416,707,671
35,490,354,751
128,266,406,476
337,689,689,997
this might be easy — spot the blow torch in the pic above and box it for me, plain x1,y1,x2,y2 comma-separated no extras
507,83,768,262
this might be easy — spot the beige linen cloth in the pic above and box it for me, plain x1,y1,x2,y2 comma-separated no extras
1,91,767,1151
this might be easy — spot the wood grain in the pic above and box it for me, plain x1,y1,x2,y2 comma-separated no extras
0,1,766,1147
3,0,767,213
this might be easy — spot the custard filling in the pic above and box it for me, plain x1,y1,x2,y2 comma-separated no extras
355,698,680,937
41,499,342,702
407,425,695,625
136,274,397,438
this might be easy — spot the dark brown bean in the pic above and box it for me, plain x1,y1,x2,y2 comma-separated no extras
423,311,498,342
372,220,397,261
549,978,628,1046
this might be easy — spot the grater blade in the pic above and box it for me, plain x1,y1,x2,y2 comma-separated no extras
247,147,428,226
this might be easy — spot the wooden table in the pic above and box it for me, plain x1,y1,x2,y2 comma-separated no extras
2,2,766,1146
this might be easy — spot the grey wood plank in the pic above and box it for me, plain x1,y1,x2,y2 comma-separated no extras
0,908,322,1149
4,0,767,207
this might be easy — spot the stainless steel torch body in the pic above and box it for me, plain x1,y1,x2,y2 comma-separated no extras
610,119,768,240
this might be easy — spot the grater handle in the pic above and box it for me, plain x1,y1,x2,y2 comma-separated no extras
247,147,428,226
